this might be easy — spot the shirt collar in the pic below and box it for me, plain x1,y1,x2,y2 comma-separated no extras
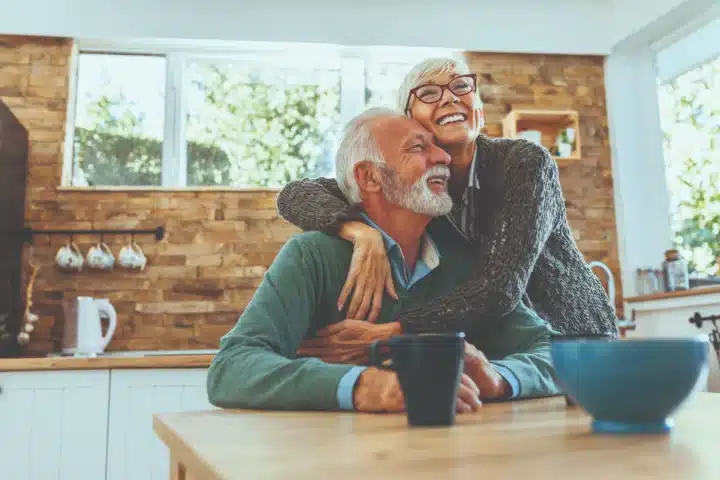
457,146,481,207
360,213,441,287
467,153,481,189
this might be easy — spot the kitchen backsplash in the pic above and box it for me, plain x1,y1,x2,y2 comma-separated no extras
0,35,622,355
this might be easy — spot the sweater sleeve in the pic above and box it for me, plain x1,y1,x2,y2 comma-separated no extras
400,141,562,333
276,177,365,234
206,236,355,410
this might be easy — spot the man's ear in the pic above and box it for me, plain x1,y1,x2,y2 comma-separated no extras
354,162,382,195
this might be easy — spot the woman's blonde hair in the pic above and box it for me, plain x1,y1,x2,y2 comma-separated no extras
396,56,482,114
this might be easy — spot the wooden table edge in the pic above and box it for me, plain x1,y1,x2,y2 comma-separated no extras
153,413,224,480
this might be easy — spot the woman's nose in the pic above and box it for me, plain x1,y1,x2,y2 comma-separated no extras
439,88,460,106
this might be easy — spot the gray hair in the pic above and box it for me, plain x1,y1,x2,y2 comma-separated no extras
396,56,480,114
335,107,405,205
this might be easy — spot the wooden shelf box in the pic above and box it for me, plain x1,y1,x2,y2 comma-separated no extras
501,109,581,161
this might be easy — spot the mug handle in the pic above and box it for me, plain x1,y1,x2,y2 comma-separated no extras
100,242,113,256
369,339,395,371
70,242,84,269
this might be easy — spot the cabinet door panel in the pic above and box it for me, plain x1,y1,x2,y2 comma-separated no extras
0,370,110,480
106,369,214,480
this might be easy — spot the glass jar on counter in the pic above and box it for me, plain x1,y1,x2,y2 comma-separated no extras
653,269,665,293
635,269,652,295
635,268,664,295
662,249,689,292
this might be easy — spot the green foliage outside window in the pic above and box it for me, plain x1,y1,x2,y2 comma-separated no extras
658,55,720,275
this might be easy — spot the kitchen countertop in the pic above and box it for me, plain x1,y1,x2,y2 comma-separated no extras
624,285,720,303
0,349,217,372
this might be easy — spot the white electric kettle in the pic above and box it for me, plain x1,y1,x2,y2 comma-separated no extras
61,296,118,357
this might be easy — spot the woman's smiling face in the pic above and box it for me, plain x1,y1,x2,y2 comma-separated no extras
406,69,484,148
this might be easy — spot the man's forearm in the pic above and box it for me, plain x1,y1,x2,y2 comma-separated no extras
490,346,559,399
207,336,355,411
484,304,561,399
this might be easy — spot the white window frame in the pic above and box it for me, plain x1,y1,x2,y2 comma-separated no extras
606,3,720,300
64,39,455,190
162,52,186,188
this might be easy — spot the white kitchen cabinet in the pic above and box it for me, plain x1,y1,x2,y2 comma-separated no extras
105,368,215,480
0,370,110,480
624,290,720,393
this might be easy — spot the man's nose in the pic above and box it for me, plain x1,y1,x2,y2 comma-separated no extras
429,144,451,165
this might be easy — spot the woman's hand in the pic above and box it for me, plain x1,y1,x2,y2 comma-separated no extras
338,222,399,323
297,319,401,364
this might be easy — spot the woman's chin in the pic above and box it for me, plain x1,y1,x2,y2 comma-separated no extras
434,129,477,147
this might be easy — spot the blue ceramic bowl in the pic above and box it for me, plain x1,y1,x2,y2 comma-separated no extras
551,336,710,434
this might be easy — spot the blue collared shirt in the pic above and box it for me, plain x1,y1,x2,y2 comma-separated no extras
360,214,441,290
335,215,520,409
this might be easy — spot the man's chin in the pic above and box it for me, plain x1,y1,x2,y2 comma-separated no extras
411,197,453,217
381,180,453,218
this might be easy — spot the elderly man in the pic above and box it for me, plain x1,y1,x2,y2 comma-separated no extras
207,107,559,412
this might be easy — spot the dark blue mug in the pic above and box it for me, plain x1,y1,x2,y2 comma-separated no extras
369,332,465,427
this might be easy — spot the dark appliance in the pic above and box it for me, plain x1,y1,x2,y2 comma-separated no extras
0,99,29,358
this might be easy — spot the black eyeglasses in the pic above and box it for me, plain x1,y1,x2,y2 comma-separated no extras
404,74,477,114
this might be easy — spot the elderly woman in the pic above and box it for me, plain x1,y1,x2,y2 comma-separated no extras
276,56,617,344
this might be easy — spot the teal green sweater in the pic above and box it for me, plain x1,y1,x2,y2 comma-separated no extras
206,231,560,410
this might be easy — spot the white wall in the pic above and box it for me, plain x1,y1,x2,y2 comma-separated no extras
0,0,614,55
605,48,673,298
655,14,720,82
610,0,720,49
610,0,688,44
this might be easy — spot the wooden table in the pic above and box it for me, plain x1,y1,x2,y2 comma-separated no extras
153,393,720,479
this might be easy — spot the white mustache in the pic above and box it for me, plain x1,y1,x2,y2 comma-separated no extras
422,166,451,181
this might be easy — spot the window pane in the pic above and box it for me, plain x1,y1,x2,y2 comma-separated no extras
364,61,414,110
185,57,341,188
658,54,720,275
71,53,166,187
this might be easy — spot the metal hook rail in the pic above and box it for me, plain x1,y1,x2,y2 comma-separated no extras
19,225,166,244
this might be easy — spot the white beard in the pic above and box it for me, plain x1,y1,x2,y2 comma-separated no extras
379,165,453,217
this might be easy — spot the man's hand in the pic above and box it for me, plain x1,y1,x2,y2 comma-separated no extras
353,368,482,413
297,320,401,364
457,373,483,413
463,342,511,400
352,367,405,412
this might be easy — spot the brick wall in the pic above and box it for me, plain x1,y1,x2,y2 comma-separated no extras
0,35,621,355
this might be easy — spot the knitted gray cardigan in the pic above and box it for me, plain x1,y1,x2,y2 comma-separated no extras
276,134,618,337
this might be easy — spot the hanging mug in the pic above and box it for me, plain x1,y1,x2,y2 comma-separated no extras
118,241,147,270
55,242,84,272
87,242,115,270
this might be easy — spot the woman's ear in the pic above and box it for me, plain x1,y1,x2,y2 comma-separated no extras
354,162,382,195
